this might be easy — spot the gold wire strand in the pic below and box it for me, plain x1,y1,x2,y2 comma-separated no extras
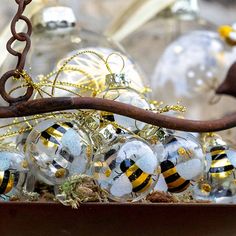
51,50,114,96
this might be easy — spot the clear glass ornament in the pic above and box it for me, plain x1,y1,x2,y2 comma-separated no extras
194,135,236,203
38,47,146,98
0,148,29,200
98,84,150,132
22,3,145,92
151,30,236,121
91,136,159,202
155,130,204,193
25,119,93,185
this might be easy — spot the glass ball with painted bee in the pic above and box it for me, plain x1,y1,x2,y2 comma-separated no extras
25,119,93,186
155,130,205,194
92,136,159,202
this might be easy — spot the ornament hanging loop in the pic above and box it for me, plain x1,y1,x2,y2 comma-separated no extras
0,0,33,104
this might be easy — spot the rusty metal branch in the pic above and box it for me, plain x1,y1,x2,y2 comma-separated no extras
0,97,235,133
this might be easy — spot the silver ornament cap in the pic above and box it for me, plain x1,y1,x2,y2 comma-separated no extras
32,6,77,35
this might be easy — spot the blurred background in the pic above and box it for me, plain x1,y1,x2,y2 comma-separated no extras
1,0,236,32
1,0,236,77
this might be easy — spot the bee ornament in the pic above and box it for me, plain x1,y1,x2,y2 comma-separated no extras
204,135,236,183
92,136,160,202
155,131,204,194
25,119,93,185
194,134,236,203
0,149,29,200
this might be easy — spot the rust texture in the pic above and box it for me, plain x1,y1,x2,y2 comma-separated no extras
0,97,236,132
0,0,235,133
0,0,33,105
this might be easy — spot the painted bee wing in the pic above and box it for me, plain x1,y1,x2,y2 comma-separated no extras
205,153,212,172
154,174,168,192
135,153,157,174
0,152,11,171
226,149,236,168
117,140,158,174
176,159,202,180
61,129,81,156
110,174,132,197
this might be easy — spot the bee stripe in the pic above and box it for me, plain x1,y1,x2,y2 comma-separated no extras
162,167,177,179
131,172,149,188
0,171,14,194
210,146,226,152
164,172,183,184
164,136,178,146
132,175,152,193
126,164,142,180
46,127,64,140
211,150,226,157
40,123,72,148
51,124,68,134
64,122,73,128
211,154,227,161
102,115,115,122
161,160,190,193
211,172,233,179
209,165,234,173
104,149,116,161
104,149,117,170
160,160,175,172
41,131,60,146
51,160,63,169
211,158,232,168
13,172,20,186
168,180,190,193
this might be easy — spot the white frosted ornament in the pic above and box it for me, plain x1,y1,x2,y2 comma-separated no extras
92,137,159,202
25,119,92,185
151,30,236,120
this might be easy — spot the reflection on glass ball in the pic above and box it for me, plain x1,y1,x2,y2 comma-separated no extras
25,119,92,185
99,88,150,132
0,149,28,200
92,137,159,202
156,131,204,194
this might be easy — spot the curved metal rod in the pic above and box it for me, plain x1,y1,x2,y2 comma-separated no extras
1,97,235,133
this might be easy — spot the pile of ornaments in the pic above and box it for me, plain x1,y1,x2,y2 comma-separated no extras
1,4,236,206
2,67,236,204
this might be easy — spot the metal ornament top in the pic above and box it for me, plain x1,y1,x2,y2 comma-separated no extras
32,6,76,35
0,0,236,133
